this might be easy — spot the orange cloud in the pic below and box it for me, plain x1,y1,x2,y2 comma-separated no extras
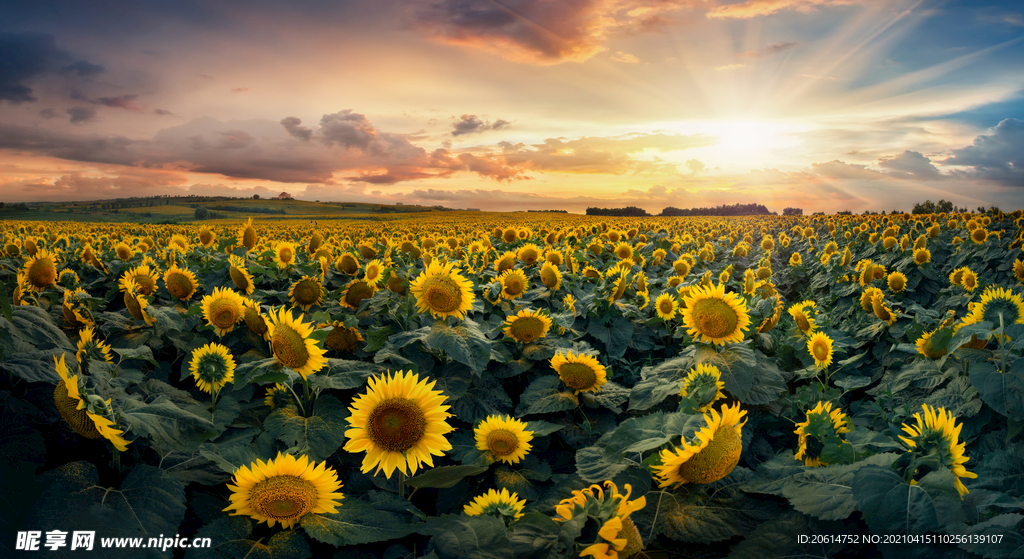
707,0,865,20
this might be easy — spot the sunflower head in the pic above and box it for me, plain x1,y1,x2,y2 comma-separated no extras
655,402,747,487
474,414,534,464
961,269,978,292
340,279,376,310
264,384,293,410
225,452,343,528
678,363,726,413
324,323,363,353
76,326,113,365
551,351,607,394
963,286,1024,327
502,308,552,344
654,292,679,321
62,287,94,328
539,262,562,290
681,283,751,345
872,293,897,325
913,248,931,265
266,307,327,378
464,488,526,523
274,242,298,269
201,287,245,337
228,255,256,295
164,265,199,301
52,354,130,451
915,330,948,360
24,248,58,291
409,260,475,319
289,276,324,311
517,244,541,266
190,343,237,394
119,265,159,296
807,331,834,368
788,300,818,335
898,404,977,498
121,278,155,326
343,370,455,478
794,401,851,467
553,481,646,559
237,218,258,251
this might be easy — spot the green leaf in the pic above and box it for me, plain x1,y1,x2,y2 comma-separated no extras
0,282,13,323
232,358,289,390
628,356,688,411
970,361,1024,421
516,376,578,416
406,465,488,490
726,512,819,559
8,305,75,351
508,512,566,559
851,465,964,534
0,348,69,383
954,514,1024,559
186,516,312,559
310,358,386,391
949,321,993,351
575,445,631,483
525,420,565,437
112,345,158,365
417,514,512,559
263,395,348,462
697,344,755,401
301,499,416,546
120,396,218,453
424,319,492,374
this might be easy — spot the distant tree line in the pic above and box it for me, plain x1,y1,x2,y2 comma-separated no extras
659,203,771,217
586,206,650,216
207,205,286,215
527,209,568,213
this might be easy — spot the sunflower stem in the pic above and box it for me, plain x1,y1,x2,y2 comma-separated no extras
286,382,306,417
398,471,406,498
301,376,315,415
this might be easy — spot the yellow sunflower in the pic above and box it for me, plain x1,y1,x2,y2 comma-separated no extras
916,330,948,360
363,259,386,287
962,286,1024,327
872,293,897,325
502,308,552,343
1013,259,1024,282
789,252,802,266
62,287,94,328
237,217,258,252
75,326,113,364
474,414,534,464
654,292,678,321
122,278,156,326
164,265,199,301
264,384,292,410
335,252,360,275
655,402,747,487
340,279,376,310
794,401,851,467
289,275,325,311
23,248,58,292
409,260,475,319
266,307,328,379
201,287,246,336
860,287,883,312
913,247,931,265
497,268,529,300
961,269,979,292
807,331,834,368
539,262,562,290
899,404,977,498
949,266,968,286
119,265,160,296
324,322,363,353
52,355,130,451
243,298,270,340
224,452,343,529
788,301,818,335
343,370,455,478
189,343,236,394
274,242,298,269
228,255,255,295
517,244,542,266
679,363,726,413
551,351,607,394
198,227,216,247
887,271,907,293
554,481,646,559
681,283,751,345
463,488,526,522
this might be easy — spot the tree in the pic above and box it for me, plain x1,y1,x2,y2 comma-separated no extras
194,207,210,220
782,207,803,216
912,200,937,214
253,194,260,200
936,199,953,213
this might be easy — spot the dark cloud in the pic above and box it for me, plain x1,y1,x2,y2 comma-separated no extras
451,114,511,136
318,110,378,151
60,60,105,77
877,150,942,181
280,116,313,140
66,106,97,124
95,94,142,111
218,130,253,149
940,118,1024,185
0,32,105,103
153,108,176,116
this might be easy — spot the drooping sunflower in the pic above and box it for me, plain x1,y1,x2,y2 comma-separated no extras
962,286,1024,327
164,265,199,301
324,322,363,353
335,252,360,275
264,384,292,410
916,330,948,359
229,255,256,295
807,331,834,368
655,402,747,487
122,278,156,326
1013,259,1024,282
76,326,113,364
474,414,534,464
62,287,94,328
53,354,130,451
243,298,270,340
872,292,897,325
198,227,217,248
23,248,58,292
274,242,298,269
237,217,258,252
502,308,552,344
57,268,80,290
189,343,236,394
224,452,343,529
497,268,529,300
266,307,328,379
554,481,647,559
887,271,907,293
119,265,160,296
517,244,542,266
409,260,475,319
463,488,526,522
654,292,679,321
678,363,726,413
539,262,562,291
289,275,325,311
551,351,607,394
343,370,455,478
794,401,851,467
860,287,883,312
788,301,818,335
201,287,246,337
899,404,977,498
681,283,751,345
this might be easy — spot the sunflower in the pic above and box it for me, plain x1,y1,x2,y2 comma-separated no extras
673,259,692,278
794,401,851,467
198,227,216,247
408,260,475,320
679,363,726,413
266,307,328,379
655,402,747,487
539,262,562,290
899,404,977,498
1014,259,1024,282
324,322,363,353
807,331,834,368
343,370,455,478
122,278,156,326
517,244,542,266
335,253,360,275
189,343,236,394
363,259,386,287
229,255,255,295
654,292,679,320
237,217,258,252
114,242,135,261
971,228,988,244
119,265,160,296
474,414,534,465
463,488,526,522
57,269,80,289
53,355,130,451
502,308,552,344
860,287,883,312
872,293,897,325
551,351,607,394
340,279,376,310
554,481,647,559
76,326,113,364
199,287,244,336
82,244,107,273
168,234,190,253
289,276,324,311
681,283,751,345
496,268,529,301
274,242,298,269
913,247,931,265
788,301,818,335
224,452,343,529
264,384,292,410
961,269,979,292
789,252,802,266
23,248,58,291
915,330,948,359
962,286,1024,327
61,287,93,328
164,265,199,300
243,299,270,340
563,293,577,316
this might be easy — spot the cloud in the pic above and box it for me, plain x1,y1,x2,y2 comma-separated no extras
59,60,106,77
66,107,98,125
686,159,705,173
715,64,746,71
707,0,864,20
95,94,143,111
738,42,799,58
153,108,176,116
318,110,379,151
610,51,640,64
451,114,512,136
280,116,313,140
877,150,942,181
812,160,884,181
0,33,64,103
940,118,1024,185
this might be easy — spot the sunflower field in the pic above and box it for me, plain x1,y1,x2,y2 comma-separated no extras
2,210,1023,559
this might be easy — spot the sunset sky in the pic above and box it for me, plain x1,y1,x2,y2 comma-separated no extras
1,0,1022,213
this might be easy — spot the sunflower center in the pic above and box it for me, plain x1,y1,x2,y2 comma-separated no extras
422,276,462,312
559,363,597,391
249,475,318,521
53,381,100,439
794,312,812,332
230,267,251,290
659,299,674,314
244,307,268,336
242,227,257,249
690,298,739,339
133,274,156,295
28,258,56,288
325,327,358,352
340,255,359,275
509,317,545,343
486,429,520,457
812,340,829,360
678,426,742,484
280,247,294,263
210,299,241,329
520,249,538,265
344,281,375,308
540,268,558,288
890,276,905,291
294,281,320,306
272,324,310,370
367,397,427,453
964,275,977,289
166,272,194,299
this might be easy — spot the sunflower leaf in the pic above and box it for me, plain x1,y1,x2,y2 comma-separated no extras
628,357,690,411
851,464,964,534
970,360,1024,421
120,396,219,453
263,394,348,462
516,376,578,416
416,514,512,559
407,465,489,490
302,499,416,547
508,512,566,559
425,319,492,375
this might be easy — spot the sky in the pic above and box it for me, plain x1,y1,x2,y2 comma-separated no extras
1,0,1022,214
